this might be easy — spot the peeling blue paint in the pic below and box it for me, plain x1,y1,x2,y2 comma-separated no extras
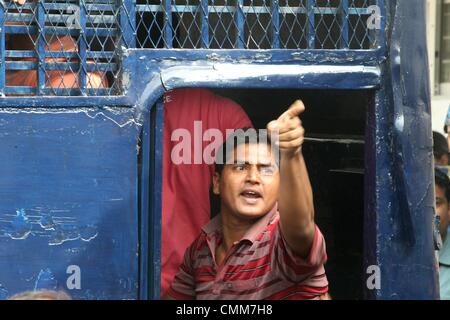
0,110,139,299
6,209,32,240
0,284,8,300
39,214,55,231
79,225,98,242
34,269,57,291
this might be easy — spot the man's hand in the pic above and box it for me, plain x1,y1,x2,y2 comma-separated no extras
12,0,26,5
267,100,305,158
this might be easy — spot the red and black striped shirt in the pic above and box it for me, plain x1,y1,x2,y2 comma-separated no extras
168,208,329,300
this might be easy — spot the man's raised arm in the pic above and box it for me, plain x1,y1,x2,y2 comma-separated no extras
267,100,316,258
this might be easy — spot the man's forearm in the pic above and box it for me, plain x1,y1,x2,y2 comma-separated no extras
278,151,316,257
267,100,316,258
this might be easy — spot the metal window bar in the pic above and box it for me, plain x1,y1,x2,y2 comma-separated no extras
120,0,136,48
163,0,173,48
0,2,5,96
270,0,280,48
235,0,245,48
37,1,46,95
200,0,208,48
79,0,88,95
307,0,315,48
339,0,349,48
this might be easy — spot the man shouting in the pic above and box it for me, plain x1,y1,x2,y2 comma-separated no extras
166,100,329,300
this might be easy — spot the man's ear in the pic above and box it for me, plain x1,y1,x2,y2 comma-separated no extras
447,203,450,222
212,172,220,195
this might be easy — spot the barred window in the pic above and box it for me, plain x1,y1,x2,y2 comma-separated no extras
1,0,382,97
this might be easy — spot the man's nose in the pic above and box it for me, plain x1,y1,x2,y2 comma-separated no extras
245,165,260,183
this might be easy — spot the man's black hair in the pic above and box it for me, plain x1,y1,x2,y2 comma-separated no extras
435,167,450,202
214,127,278,175
433,131,449,160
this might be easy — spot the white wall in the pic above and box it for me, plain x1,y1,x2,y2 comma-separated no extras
428,0,450,135
427,0,436,94
432,97,449,133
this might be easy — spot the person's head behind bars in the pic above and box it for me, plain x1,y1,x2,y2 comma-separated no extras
213,128,280,221
435,167,450,242
8,290,71,300
433,131,449,166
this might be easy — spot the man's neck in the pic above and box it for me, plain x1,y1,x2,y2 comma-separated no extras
219,210,255,253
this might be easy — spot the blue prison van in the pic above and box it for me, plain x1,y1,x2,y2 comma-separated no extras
0,0,438,299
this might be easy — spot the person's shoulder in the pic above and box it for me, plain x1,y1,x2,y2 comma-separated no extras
440,263,450,300
188,230,210,254
166,88,214,101
165,88,238,109
183,88,242,109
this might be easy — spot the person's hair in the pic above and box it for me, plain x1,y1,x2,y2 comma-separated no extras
8,290,72,300
433,131,449,160
435,167,450,203
214,127,277,175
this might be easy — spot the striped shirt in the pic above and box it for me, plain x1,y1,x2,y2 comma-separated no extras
167,207,328,300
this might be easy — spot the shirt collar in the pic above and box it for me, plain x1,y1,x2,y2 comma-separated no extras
202,204,278,245
440,237,450,265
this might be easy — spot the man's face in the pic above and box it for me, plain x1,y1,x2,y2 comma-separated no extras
436,184,450,242
213,143,279,220
435,154,449,166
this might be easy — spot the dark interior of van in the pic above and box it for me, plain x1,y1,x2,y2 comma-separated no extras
211,88,371,299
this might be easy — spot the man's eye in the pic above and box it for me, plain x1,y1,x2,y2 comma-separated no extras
235,164,246,171
260,166,275,175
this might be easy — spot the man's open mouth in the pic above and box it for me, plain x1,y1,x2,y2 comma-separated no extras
240,190,262,199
